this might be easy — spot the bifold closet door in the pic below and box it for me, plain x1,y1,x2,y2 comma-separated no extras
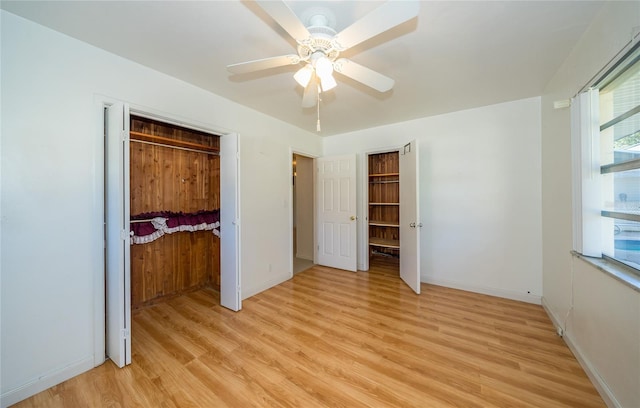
220,133,241,311
105,102,132,368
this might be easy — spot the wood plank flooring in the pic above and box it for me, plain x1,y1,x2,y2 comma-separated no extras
14,264,604,407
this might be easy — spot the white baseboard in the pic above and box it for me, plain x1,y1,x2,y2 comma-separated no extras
242,271,291,300
1,356,95,408
541,298,620,408
421,275,542,304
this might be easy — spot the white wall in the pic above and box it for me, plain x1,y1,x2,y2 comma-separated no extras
540,2,640,407
0,11,321,406
324,97,543,304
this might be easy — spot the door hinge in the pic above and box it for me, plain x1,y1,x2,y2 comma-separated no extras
121,328,130,340
121,130,127,142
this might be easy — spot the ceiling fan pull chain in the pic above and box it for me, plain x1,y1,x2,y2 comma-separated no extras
316,88,322,132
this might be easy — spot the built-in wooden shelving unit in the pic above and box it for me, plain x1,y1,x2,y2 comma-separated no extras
368,152,400,258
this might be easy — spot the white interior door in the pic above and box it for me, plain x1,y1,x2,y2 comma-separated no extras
105,102,132,367
220,133,241,311
316,154,357,271
399,140,421,294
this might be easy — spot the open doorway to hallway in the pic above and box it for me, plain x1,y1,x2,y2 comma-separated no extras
292,153,315,274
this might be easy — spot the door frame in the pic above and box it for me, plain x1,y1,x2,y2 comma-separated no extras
288,148,319,277
360,146,402,272
95,95,241,366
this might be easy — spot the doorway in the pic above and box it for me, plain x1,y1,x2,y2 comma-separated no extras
364,141,421,294
292,153,314,274
367,150,401,276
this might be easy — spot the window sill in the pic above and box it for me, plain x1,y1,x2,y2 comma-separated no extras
571,251,640,292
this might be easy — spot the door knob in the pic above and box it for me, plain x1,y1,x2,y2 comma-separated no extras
350,216,356,221
409,222,416,228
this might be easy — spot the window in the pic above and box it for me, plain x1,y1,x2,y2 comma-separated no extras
572,44,640,274
599,54,640,271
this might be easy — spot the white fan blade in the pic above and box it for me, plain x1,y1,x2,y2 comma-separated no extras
227,55,299,74
333,58,395,92
256,0,311,42
302,74,319,108
333,0,419,50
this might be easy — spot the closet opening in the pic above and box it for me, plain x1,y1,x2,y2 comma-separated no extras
104,102,240,368
129,115,221,308
292,153,315,274
367,150,400,276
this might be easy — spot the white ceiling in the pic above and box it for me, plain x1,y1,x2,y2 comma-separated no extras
2,1,604,136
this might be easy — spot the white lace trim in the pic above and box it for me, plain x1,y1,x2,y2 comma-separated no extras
131,218,220,244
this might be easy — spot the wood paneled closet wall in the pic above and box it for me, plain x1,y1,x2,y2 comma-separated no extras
129,116,220,308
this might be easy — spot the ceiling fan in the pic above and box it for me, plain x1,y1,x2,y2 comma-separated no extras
227,0,420,108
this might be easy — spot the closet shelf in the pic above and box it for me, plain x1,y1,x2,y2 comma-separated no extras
369,172,399,177
369,237,400,249
369,202,400,206
369,180,399,184
369,221,400,227
130,131,220,153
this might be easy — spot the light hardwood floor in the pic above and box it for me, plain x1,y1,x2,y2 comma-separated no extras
15,264,604,407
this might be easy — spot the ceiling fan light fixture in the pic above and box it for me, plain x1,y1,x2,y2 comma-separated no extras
315,55,334,78
294,65,314,87
320,73,337,92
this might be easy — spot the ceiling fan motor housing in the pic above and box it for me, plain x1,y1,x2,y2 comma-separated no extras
297,16,339,63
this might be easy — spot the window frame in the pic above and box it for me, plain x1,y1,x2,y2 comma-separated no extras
572,42,640,279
